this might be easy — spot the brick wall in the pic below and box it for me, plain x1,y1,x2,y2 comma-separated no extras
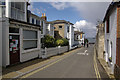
115,6,120,79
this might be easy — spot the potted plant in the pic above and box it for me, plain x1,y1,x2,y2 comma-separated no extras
108,57,112,62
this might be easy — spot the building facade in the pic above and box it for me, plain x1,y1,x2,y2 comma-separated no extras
74,31,85,46
0,1,42,67
103,2,120,77
49,20,74,50
96,23,105,59
1,18,41,67
27,11,47,38
0,0,28,22
46,22,54,37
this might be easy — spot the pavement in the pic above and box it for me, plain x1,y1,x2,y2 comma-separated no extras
94,46,115,79
2,44,110,80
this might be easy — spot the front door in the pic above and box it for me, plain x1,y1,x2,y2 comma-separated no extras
9,35,20,65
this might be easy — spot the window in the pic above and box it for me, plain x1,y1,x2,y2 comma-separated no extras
67,26,69,32
2,2,5,5
32,18,34,24
36,20,40,25
11,2,25,21
59,26,62,29
23,30,37,50
11,2,15,7
106,17,110,33
41,21,43,34
9,27,19,33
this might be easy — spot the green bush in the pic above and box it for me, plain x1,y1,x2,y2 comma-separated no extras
56,38,69,46
56,39,64,46
41,35,56,48
41,35,69,48
62,38,69,46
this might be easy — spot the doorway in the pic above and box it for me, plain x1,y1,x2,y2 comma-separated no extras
9,35,20,65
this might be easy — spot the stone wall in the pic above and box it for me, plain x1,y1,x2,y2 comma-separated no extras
95,23,105,59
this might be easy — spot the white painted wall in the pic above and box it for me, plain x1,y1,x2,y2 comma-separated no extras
29,14,47,38
69,24,74,49
64,24,67,38
19,28,41,62
1,18,9,67
0,18,2,67
46,23,54,37
104,7,117,74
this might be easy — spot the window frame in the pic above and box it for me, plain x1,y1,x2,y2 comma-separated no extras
23,30,38,50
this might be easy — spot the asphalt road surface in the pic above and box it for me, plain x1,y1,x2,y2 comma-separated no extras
20,44,109,79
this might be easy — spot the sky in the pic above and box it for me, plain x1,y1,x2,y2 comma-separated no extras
28,2,111,38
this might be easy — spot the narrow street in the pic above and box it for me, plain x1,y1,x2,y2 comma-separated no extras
19,44,109,79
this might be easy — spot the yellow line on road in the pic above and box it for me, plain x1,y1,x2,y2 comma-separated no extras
20,52,73,78
94,47,101,80
20,48,83,78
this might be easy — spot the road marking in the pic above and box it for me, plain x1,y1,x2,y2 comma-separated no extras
94,47,101,80
77,50,89,55
85,50,87,53
20,51,75,78
77,53,89,55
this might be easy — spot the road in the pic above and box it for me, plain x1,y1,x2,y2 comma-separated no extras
20,44,109,79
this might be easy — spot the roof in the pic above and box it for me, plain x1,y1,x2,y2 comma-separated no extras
74,31,84,35
48,20,74,25
9,18,41,28
28,10,46,22
103,2,120,22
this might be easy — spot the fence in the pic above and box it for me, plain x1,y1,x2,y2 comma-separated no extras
41,46,68,59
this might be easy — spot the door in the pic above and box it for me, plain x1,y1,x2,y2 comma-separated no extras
9,35,20,65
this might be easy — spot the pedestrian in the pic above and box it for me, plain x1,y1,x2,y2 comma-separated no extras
84,40,86,47
87,40,89,48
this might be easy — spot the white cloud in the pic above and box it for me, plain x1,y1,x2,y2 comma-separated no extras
74,20,97,38
28,2,46,16
29,0,112,2
49,2,110,37
49,2,110,23
50,2,68,10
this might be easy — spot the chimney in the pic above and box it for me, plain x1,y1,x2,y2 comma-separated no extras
42,13,44,17
41,13,47,21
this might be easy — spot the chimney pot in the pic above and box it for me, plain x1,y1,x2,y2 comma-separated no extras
44,13,46,16
42,13,44,16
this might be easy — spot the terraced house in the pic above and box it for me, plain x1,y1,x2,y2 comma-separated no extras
103,2,120,78
0,0,41,67
74,30,85,47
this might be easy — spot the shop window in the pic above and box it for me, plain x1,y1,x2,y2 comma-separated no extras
23,41,37,50
23,30,37,50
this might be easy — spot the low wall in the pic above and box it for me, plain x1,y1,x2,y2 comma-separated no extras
21,49,41,62
42,46,68,58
